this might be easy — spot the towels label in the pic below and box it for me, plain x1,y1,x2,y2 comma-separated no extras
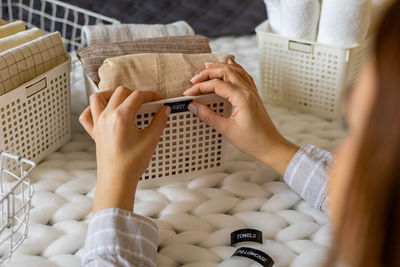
164,99,193,113
232,247,274,267
231,229,263,245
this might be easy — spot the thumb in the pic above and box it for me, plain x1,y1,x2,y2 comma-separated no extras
188,102,229,134
143,105,170,140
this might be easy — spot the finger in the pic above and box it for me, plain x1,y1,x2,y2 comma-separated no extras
142,105,171,143
89,91,110,123
118,90,163,118
188,102,230,134
79,106,94,138
183,79,244,107
190,66,249,89
228,58,257,88
106,86,133,110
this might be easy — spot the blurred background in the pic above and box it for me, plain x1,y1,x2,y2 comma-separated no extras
63,0,267,36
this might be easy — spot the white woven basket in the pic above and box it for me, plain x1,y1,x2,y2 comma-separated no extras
256,21,373,119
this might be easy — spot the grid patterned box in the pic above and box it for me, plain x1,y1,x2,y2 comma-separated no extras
135,95,231,188
0,59,71,171
86,74,233,188
256,21,373,119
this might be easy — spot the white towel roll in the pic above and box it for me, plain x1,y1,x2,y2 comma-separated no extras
317,0,372,47
279,0,321,41
264,0,281,33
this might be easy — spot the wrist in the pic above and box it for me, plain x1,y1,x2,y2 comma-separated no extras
93,167,140,214
258,135,299,176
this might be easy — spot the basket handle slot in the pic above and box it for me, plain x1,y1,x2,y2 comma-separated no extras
26,77,47,98
288,41,313,54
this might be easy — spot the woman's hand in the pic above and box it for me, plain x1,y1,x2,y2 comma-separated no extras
79,87,171,213
184,59,299,175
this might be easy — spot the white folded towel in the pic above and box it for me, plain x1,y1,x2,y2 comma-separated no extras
264,0,281,33
317,0,372,47
81,21,195,46
279,0,321,41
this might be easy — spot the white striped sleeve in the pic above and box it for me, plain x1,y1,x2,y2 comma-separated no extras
82,208,158,267
284,144,333,213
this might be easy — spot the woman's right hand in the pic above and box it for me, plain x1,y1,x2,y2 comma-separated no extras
184,59,299,175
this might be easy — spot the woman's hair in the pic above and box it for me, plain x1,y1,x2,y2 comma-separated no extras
328,1,400,266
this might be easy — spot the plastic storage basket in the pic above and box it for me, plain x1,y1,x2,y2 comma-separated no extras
0,0,119,170
256,21,373,119
0,152,35,263
87,77,232,188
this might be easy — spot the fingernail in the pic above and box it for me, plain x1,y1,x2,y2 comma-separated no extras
228,58,233,64
190,74,200,83
205,62,215,66
183,88,192,95
165,106,171,116
188,103,198,115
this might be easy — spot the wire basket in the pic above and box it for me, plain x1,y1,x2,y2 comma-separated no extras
256,20,373,119
0,0,120,52
0,152,35,263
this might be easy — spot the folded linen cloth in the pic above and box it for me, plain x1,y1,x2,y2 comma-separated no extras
0,27,44,53
317,0,372,47
0,32,68,96
0,19,7,26
280,0,320,41
98,53,233,98
264,0,281,33
77,35,211,85
0,20,25,38
81,20,195,46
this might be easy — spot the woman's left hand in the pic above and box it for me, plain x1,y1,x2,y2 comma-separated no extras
79,86,170,213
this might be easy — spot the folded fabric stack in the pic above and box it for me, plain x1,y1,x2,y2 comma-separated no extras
263,0,394,47
0,20,68,96
78,20,233,98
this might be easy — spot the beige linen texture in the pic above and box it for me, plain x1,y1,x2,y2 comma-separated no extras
81,20,194,46
98,53,234,98
0,27,44,53
0,20,25,38
0,32,68,95
0,19,8,26
77,35,211,85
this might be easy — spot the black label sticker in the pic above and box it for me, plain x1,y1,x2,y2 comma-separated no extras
232,247,274,267
164,99,193,113
231,229,263,245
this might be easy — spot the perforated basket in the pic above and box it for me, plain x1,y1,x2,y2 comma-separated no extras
256,21,373,119
87,78,232,188
136,94,232,188
0,152,35,263
0,58,71,171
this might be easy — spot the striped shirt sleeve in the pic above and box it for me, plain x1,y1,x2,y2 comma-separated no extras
284,144,333,213
82,208,158,267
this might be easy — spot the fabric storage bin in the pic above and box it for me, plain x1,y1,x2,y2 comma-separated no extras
256,20,373,119
86,77,232,188
0,58,71,171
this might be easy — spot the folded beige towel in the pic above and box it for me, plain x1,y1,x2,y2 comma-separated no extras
0,19,7,26
0,27,45,53
81,20,194,46
77,35,211,85
0,20,25,38
98,53,234,98
0,32,68,96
